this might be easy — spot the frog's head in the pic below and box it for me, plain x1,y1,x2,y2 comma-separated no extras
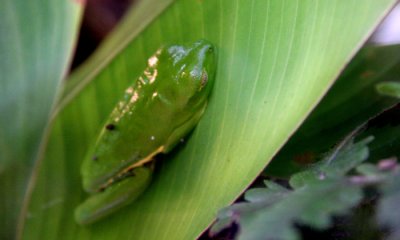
159,40,217,151
162,39,216,110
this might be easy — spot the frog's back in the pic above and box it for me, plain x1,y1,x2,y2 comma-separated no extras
81,40,216,192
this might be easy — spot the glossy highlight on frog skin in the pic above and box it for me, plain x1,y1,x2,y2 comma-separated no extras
75,40,216,225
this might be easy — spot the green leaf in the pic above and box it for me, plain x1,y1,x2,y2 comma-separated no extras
0,0,82,239
268,44,400,177
20,0,397,239
244,180,290,203
376,82,400,98
212,180,363,240
290,136,373,188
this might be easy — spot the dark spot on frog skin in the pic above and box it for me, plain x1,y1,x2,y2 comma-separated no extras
92,156,98,161
105,123,116,130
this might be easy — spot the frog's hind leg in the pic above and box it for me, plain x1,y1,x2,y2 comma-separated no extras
75,164,153,225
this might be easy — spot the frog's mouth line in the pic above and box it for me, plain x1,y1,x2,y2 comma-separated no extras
97,145,164,192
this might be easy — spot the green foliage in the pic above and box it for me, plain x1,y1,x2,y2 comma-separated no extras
376,81,400,98
19,1,398,239
268,44,400,177
214,179,364,240
211,108,400,240
211,137,372,240
289,136,373,188
1,0,398,239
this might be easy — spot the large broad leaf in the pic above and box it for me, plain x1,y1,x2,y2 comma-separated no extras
20,0,397,239
0,0,82,239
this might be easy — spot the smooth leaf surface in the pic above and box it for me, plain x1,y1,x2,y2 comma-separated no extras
21,0,397,239
0,0,82,239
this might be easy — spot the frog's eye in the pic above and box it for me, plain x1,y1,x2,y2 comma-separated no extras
200,70,208,90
